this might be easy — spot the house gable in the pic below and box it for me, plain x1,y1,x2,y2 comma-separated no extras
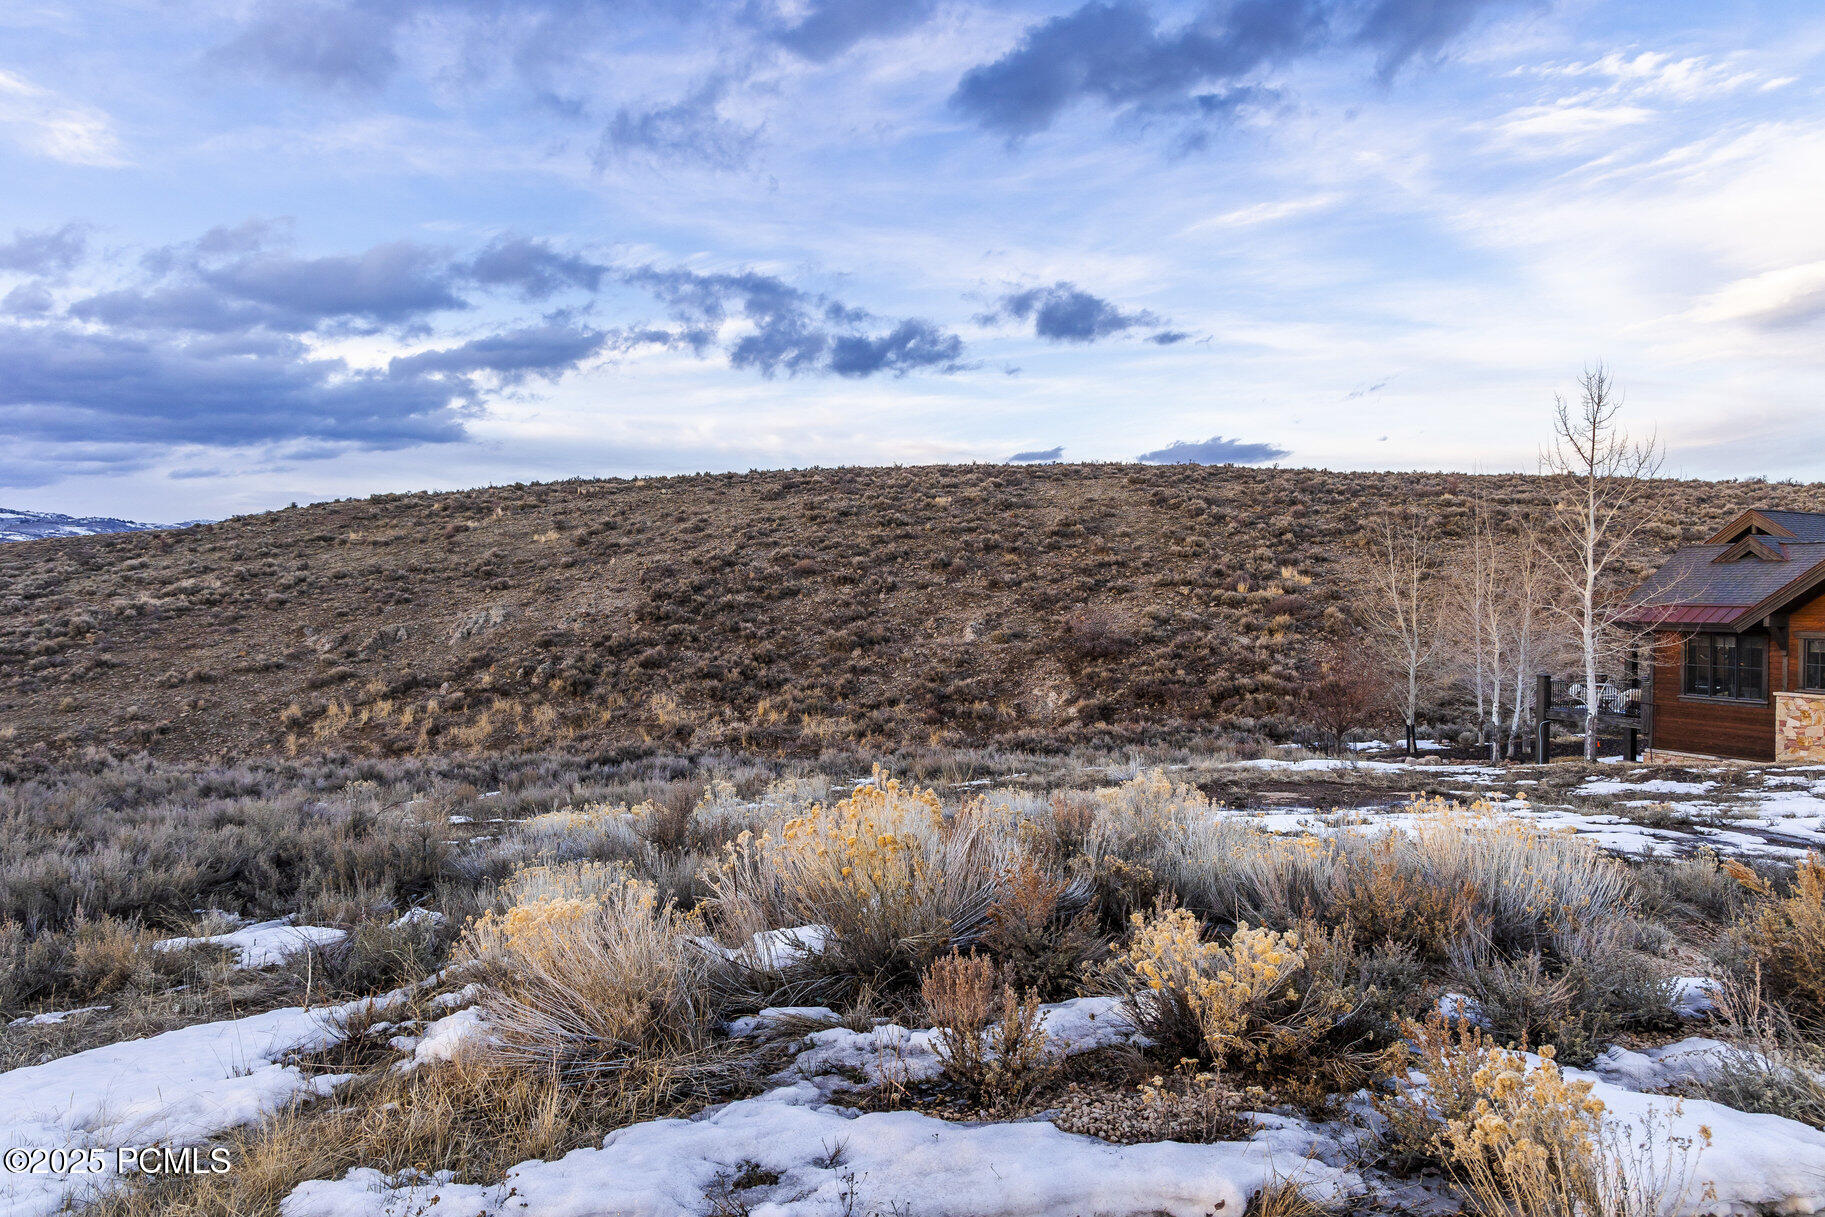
1707,509,1800,546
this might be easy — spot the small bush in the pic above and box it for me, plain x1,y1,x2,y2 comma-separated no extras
1104,907,1372,1093
1724,854,1825,1025
707,774,1010,996
1383,1015,1710,1217
0,915,189,1013
462,862,725,1074
921,951,1054,1109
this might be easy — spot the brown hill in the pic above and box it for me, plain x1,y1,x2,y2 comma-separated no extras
2,464,1817,766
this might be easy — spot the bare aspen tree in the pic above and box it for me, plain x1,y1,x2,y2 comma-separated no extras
1437,499,1498,755
1356,509,1443,756
1451,493,1495,744
1473,505,1506,762
1541,365,1662,760
1496,520,1572,760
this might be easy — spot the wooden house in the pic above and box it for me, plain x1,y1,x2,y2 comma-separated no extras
1625,509,1825,762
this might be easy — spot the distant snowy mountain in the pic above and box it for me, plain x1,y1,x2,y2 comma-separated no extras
0,507,194,543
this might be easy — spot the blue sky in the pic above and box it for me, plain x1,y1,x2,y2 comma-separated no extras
2,0,1822,520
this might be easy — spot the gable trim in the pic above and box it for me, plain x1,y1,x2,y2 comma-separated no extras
1707,509,1802,546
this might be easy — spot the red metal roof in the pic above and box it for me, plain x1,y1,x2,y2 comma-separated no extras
1620,604,1743,626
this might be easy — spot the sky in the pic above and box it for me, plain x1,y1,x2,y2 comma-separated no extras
2,0,1823,521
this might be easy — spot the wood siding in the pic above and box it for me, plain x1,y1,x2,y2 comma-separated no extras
1646,628,1780,761
1788,595,1825,692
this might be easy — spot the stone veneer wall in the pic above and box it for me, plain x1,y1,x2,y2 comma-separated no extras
1776,692,1825,762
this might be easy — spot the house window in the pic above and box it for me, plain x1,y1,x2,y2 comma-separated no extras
1805,639,1825,692
1683,633,1766,700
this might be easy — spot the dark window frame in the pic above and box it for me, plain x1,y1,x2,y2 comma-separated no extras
1681,632,1768,702
1803,636,1825,692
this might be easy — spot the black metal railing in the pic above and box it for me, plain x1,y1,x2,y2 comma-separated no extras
1533,673,1645,762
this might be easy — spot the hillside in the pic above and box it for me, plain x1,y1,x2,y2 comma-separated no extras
2,464,1819,766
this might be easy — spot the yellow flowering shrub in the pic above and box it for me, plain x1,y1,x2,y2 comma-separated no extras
1387,1014,1711,1217
1108,907,1365,1089
1438,1042,1610,1215
707,769,1012,991
462,862,720,1072
1726,853,1825,1024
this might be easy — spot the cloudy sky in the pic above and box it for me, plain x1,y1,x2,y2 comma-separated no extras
3,0,1822,520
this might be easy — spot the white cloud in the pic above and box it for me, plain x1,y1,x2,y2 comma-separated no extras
1529,50,1774,101
1691,261,1825,330
1490,102,1654,144
0,67,125,166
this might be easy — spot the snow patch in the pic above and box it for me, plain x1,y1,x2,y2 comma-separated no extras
155,918,348,969
692,924,832,971
7,1005,110,1028
783,995,1140,1094
0,991,408,1216
282,1082,1360,1217
1670,977,1721,1019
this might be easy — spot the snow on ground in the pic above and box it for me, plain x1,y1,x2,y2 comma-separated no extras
395,1006,494,1071
1218,755,1825,860
0,991,406,1216
1589,1037,1746,1092
1226,796,1700,858
7,1005,109,1028
692,924,832,972
155,918,348,969
1577,777,1717,796
283,1081,1360,1217
780,996,1139,1093
1670,977,1722,1019
1572,1060,1825,1214
1237,756,1407,773
283,978,1825,1217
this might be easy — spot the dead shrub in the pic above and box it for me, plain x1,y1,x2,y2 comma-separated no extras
981,856,1103,1000
921,951,1054,1109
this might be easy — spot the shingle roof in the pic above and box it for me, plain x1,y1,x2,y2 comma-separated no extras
1755,511,1825,541
1625,539,1825,626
